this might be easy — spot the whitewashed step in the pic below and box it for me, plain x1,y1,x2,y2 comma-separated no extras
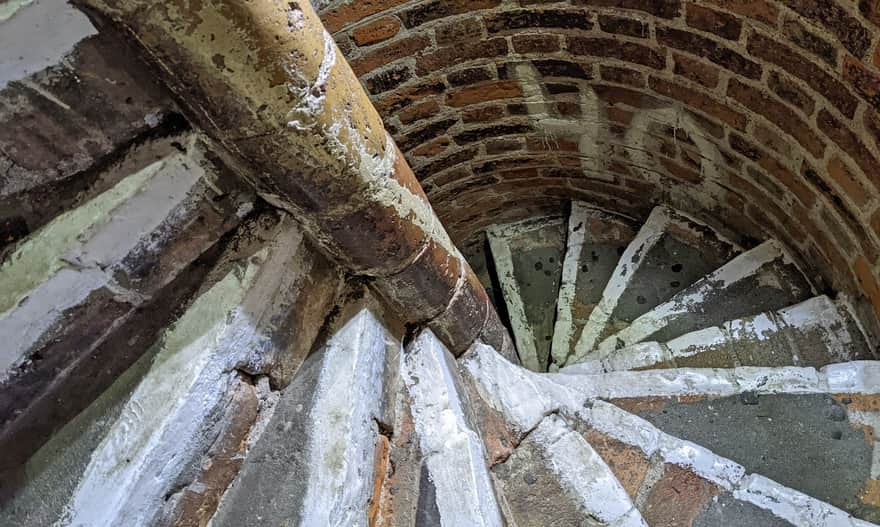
595,239,812,355
488,216,566,371
462,342,880,527
566,295,869,373
403,331,504,527
568,206,739,366
551,202,637,368
211,308,390,526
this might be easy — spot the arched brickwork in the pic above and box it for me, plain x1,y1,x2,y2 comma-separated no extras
318,0,880,326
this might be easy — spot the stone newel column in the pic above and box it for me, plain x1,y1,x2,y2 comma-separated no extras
74,0,507,353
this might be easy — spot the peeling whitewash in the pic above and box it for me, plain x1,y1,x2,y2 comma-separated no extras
563,294,857,374
595,240,789,354
299,308,388,526
488,223,542,371
463,342,877,527
570,206,672,363
531,415,648,527
0,0,97,89
403,331,504,527
57,251,266,526
552,201,589,365
0,148,207,378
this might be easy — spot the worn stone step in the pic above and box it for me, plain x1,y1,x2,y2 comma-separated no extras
211,306,391,527
488,215,566,372
595,239,813,356
564,295,872,374
462,342,878,526
569,206,740,366
611,392,880,523
0,137,258,473
402,331,504,527
551,202,637,368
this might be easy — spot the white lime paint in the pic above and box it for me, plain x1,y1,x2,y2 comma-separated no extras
299,308,388,527
0,150,205,378
404,331,504,527
488,223,541,371
0,0,96,89
595,240,788,354
552,201,589,365
463,343,875,526
58,252,265,526
569,206,672,364
532,415,647,527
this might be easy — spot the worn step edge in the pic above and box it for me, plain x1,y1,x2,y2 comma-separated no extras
595,239,792,355
403,330,504,527
564,295,861,374
462,344,878,527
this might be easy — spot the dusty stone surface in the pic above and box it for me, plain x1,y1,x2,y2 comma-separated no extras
694,492,793,527
491,432,604,527
634,394,875,518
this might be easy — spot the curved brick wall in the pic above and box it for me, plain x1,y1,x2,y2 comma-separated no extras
317,0,880,326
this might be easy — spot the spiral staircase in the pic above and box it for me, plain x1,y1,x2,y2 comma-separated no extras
8,194,880,526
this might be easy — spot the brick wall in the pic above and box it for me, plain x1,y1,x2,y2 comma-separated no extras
319,0,880,323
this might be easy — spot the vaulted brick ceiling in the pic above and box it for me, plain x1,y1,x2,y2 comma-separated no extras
316,0,880,323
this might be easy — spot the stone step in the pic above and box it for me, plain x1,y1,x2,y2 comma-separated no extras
564,295,872,374
402,331,504,527
0,136,257,472
211,307,391,527
488,215,566,371
611,392,880,523
551,202,637,368
568,206,740,366
462,342,879,526
595,239,813,356
2,226,337,526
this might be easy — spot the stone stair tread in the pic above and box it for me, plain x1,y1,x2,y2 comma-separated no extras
569,206,740,366
488,215,566,372
552,202,637,368
564,295,872,374
595,239,813,355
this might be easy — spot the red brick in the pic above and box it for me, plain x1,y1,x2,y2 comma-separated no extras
568,37,666,70
350,36,430,76
767,71,815,116
660,157,703,184
399,0,500,28
375,79,445,114
411,136,450,158
484,8,593,32
781,17,838,67
657,26,761,79
729,133,817,206
686,4,742,40
704,0,778,26
673,53,720,88
573,0,682,19
351,16,401,46
446,81,523,107
855,255,880,317
585,430,651,499
398,100,441,125
784,0,871,58
600,65,646,88
643,464,721,527
843,56,880,113
598,14,649,38
726,78,826,158
817,109,880,193
321,0,409,33
462,104,506,123
512,34,561,54
593,84,667,110
417,38,509,76
828,156,869,208
435,17,484,47
747,32,857,118
649,76,748,130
